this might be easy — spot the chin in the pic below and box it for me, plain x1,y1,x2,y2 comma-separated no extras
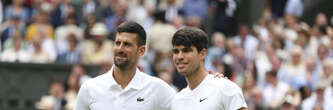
177,70,188,75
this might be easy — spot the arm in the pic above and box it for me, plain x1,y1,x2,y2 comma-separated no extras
227,91,248,110
155,80,177,110
74,82,90,110
221,81,248,110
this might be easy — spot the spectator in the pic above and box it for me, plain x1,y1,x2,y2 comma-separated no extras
82,14,96,40
301,80,332,110
242,73,257,103
96,0,115,22
247,87,264,110
0,15,25,47
324,83,333,109
205,32,227,72
147,11,176,55
4,0,30,22
305,56,319,91
278,46,307,90
36,80,66,110
0,1,3,23
64,72,80,110
81,23,113,64
186,15,202,29
230,45,249,83
284,0,303,17
263,70,290,109
26,23,57,62
182,0,208,20
1,31,29,62
29,0,53,16
81,0,97,18
283,14,298,50
316,44,329,77
105,1,128,39
162,0,182,22
71,64,91,86
25,11,54,42
28,36,51,63
57,34,81,64
171,15,185,29
312,13,328,36
283,89,302,108
127,0,155,31
319,58,333,85
55,15,83,55
234,24,259,59
210,0,237,36
50,0,76,28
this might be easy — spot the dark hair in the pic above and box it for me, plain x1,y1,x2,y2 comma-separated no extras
116,21,147,46
172,27,208,52
267,70,278,78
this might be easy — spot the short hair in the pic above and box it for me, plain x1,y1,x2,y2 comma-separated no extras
116,21,147,46
267,70,278,78
172,27,208,52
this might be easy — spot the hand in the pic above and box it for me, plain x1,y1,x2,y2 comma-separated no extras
208,70,226,78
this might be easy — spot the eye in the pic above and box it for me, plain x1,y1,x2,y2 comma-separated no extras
172,49,179,54
124,42,131,46
115,41,121,46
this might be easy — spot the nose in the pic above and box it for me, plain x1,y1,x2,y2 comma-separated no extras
115,42,125,50
174,51,184,61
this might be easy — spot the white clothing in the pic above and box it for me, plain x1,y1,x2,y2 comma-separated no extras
285,0,303,17
263,81,290,107
74,66,176,110
1,48,29,62
54,24,83,55
233,35,259,59
171,75,247,110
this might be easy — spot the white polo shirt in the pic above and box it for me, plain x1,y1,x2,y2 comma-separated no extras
74,66,176,110
171,75,247,110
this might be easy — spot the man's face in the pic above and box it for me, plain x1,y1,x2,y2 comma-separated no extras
114,32,145,69
172,45,205,76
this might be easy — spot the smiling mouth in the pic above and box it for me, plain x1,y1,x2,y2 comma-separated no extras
116,56,127,60
176,62,187,68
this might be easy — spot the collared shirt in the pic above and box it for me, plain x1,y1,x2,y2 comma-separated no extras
171,75,247,110
74,66,176,110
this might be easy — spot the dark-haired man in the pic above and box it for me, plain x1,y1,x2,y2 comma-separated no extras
74,22,176,110
171,27,247,110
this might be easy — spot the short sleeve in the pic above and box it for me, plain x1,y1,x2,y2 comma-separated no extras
74,81,91,110
154,80,176,110
224,88,248,110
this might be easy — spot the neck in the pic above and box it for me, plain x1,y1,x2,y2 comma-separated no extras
271,79,278,87
185,65,207,90
113,64,137,89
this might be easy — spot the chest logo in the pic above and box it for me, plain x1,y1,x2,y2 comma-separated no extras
199,97,208,102
137,97,144,102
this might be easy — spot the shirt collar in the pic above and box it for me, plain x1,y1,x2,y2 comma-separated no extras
106,65,146,90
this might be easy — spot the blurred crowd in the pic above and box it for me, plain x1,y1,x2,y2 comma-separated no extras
1,0,333,110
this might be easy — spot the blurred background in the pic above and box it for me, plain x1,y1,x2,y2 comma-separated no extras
0,0,333,110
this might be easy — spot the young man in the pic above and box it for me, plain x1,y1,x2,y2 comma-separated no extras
74,22,176,110
171,27,248,110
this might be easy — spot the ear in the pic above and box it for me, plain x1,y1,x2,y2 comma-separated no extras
138,45,146,56
199,48,207,61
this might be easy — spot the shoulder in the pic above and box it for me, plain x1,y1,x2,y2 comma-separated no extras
142,72,176,94
81,73,109,89
208,76,243,96
140,72,172,89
